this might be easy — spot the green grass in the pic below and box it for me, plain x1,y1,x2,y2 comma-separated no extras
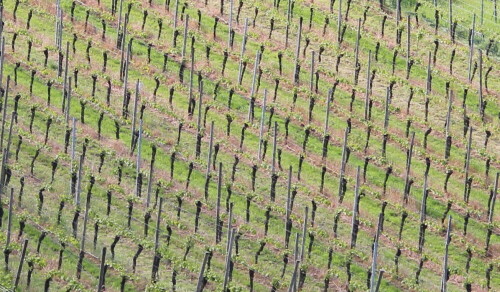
0,0,498,291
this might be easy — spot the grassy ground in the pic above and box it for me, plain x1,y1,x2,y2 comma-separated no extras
0,0,498,291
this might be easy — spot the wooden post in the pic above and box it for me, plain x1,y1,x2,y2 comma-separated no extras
445,91,453,160
182,15,190,59
350,166,361,248
198,80,203,133
4,188,13,270
370,213,383,292
173,0,180,30
121,43,130,102
55,0,62,50
97,247,107,292
154,198,163,252
195,81,203,157
322,88,332,159
0,149,5,197
381,87,390,158
216,163,222,243
116,0,124,48
222,228,235,291
468,15,476,83
70,117,76,169
478,49,483,118
119,17,129,81
288,259,300,292
247,51,261,123
270,122,278,202
403,132,415,203
13,239,28,290
0,38,5,90
425,52,432,122
485,172,498,250
419,170,429,253
6,188,13,246
146,145,156,209
205,121,214,200
448,0,453,40
271,122,278,174
375,270,385,292
135,120,143,197
130,80,140,152
5,112,13,160
396,0,401,21
300,207,308,261
489,173,499,223
80,183,92,252
354,18,361,85
228,0,233,49
293,17,303,86
196,252,210,292
463,127,472,202
420,172,429,223
75,154,84,206
188,43,196,115
426,52,432,95
62,42,70,113
444,90,452,138
285,0,292,48
68,118,76,199
384,87,390,130
286,166,292,220
364,51,371,120
285,166,293,247
151,197,163,282
0,75,10,150
324,90,332,135
440,216,452,292
293,232,300,264
65,77,72,125
309,51,315,92
337,0,342,44
257,90,267,161
406,16,411,78
338,127,349,203
226,203,234,252
237,18,249,84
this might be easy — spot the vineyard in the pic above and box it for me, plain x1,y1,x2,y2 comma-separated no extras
0,0,498,291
